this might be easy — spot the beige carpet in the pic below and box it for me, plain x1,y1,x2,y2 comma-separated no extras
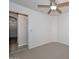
9,38,17,52
10,42,69,59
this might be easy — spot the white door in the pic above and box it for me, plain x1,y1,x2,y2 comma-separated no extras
17,14,28,46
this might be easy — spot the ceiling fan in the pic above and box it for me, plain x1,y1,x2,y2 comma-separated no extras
37,0,69,14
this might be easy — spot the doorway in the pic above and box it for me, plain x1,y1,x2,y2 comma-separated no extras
9,11,28,53
9,12,18,52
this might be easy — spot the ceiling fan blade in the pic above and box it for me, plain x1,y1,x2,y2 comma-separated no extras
57,2,69,7
56,8,62,13
50,0,53,6
48,9,52,14
50,0,57,6
51,0,55,2
53,0,57,5
38,5,50,8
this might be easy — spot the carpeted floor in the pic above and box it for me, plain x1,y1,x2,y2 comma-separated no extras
10,42,69,59
9,38,18,52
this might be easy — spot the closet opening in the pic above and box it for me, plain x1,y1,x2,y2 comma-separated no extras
9,11,28,53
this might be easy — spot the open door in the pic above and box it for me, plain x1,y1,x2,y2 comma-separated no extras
17,14,28,47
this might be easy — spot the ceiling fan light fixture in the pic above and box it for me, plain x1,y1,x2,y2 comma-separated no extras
50,6,57,10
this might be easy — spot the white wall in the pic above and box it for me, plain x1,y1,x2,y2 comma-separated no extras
50,17,58,42
28,13,57,49
17,14,28,46
57,13,69,45
9,2,57,49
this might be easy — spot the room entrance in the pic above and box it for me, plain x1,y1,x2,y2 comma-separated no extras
9,11,28,53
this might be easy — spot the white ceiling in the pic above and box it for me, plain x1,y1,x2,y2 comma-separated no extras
10,0,69,16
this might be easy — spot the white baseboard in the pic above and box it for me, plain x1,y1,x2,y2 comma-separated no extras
18,42,28,47
55,41,69,46
28,41,69,49
28,40,52,49
18,39,68,49
59,42,69,46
